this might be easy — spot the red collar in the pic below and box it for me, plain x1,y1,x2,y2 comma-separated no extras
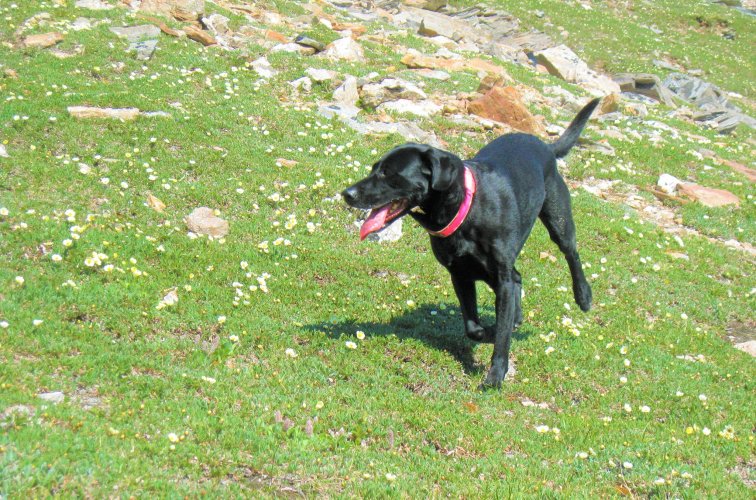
426,166,476,238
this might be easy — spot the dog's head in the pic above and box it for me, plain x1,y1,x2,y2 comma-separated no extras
341,143,463,240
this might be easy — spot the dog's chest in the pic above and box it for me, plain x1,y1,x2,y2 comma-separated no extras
430,233,493,280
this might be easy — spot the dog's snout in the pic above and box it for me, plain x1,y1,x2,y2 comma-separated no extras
342,186,359,206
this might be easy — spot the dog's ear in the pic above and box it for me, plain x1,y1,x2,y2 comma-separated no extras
426,148,463,192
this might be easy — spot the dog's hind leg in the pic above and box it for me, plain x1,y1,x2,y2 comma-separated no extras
540,176,592,312
513,267,523,330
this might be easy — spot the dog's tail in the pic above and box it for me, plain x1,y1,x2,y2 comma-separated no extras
550,98,601,158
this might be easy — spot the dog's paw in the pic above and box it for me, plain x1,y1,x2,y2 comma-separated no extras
481,365,507,389
466,326,496,343
574,282,592,312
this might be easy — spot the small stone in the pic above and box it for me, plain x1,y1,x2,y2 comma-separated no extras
0,145,8,158
321,36,364,62
75,0,113,9
360,78,428,108
289,76,312,92
185,207,229,238
71,17,94,31
414,69,450,81
251,57,275,79
657,174,682,195
110,25,161,43
378,99,441,118
599,93,620,114
38,391,65,404
295,35,326,52
202,13,230,37
23,32,64,48
318,103,360,121
305,68,337,82
68,106,141,120
333,75,359,108
734,340,756,357
129,39,158,60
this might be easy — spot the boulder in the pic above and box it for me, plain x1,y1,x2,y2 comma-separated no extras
468,86,544,135
401,51,510,80
185,207,229,237
333,75,360,108
613,73,677,107
110,25,161,42
534,45,621,97
129,39,158,60
378,99,442,118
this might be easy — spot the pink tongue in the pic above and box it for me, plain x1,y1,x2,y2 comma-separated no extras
360,204,391,240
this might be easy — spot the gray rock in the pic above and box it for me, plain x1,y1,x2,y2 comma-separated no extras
270,43,316,55
413,69,451,81
657,174,682,194
38,391,65,404
378,99,442,118
305,68,337,82
0,144,8,158
534,45,621,97
318,103,360,120
321,36,364,61
251,57,276,79
110,25,161,43
129,39,158,61
613,73,677,107
333,75,359,108
289,76,312,92
71,17,94,31
75,0,113,9
364,217,403,243
202,13,230,36
734,340,756,357
360,78,428,108
295,35,326,52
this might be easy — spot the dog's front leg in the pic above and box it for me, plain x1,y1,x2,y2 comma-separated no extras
450,274,488,342
483,277,516,389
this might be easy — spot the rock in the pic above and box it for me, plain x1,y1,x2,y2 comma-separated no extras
318,103,360,121
534,45,621,97
477,74,507,93
345,120,442,148
378,99,442,118
185,207,229,238
677,183,740,207
289,76,312,92
305,68,337,82
396,6,491,45
110,25,161,42
403,0,447,10
251,57,275,79
295,35,326,52
0,145,8,158
413,69,450,81
270,43,316,55
401,50,511,79
202,13,230,37
75,0,113,9
71,17,94,31
734,340,756,357
23,32,64,48
360,78,428,108
68,106,141,120
663,73,727,109
363,217,403,243
135,0,205,20
599,93,620,114
333,75,359,108
321,36,364,62
147,193,166,212
468,86,544,135
657,174,682,195
129,39,158,60
184,25,216,46
38,391,65,404
613,73,677,107
721,159,756,182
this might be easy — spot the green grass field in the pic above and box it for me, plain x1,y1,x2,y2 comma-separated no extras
1,0,754,496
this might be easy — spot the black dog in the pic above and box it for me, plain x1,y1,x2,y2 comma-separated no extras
342,98,599,388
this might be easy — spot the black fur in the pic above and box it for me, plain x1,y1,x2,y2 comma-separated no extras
342,98,599,388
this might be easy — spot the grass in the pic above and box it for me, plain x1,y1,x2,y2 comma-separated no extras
1,0,754,497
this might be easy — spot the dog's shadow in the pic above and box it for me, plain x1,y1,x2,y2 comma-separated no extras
306,304,534,375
